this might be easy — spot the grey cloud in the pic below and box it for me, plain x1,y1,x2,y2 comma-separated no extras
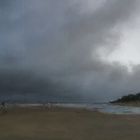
0,0,140,102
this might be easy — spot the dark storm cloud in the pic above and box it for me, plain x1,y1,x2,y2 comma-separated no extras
0,0,140,102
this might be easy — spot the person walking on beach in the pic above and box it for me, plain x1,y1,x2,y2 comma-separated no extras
0,101,7,114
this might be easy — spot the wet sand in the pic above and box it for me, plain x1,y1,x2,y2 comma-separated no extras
0,106,140,140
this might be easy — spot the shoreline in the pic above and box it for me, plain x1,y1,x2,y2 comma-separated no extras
2,102,140,115
1,103,140,115
111,102,140,107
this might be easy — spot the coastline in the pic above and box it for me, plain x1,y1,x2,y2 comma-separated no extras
111,102,140,107
3,102,140,115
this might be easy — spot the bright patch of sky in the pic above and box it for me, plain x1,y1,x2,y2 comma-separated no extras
98,17,140,71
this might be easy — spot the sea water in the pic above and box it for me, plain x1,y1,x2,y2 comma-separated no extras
55,103,140,115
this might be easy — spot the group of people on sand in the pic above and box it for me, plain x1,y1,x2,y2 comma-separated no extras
0,102,52,114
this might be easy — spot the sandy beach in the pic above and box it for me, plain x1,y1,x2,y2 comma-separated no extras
0,106,140,140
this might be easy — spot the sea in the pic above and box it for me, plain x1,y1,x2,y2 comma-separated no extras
55,103,140,115
8,102,140,115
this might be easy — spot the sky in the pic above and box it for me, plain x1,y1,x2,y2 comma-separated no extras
0,0,140,102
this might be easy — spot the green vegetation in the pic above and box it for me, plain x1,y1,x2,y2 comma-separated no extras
111,93,140,104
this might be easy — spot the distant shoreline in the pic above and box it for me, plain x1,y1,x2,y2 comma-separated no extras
110,93,140,107
3,102,140,115
111,102,140,107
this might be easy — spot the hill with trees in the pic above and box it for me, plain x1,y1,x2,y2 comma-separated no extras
110,93,140,104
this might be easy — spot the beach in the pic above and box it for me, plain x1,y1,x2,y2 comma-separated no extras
0,106,140,140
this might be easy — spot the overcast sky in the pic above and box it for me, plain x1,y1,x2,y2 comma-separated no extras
0,0,140,102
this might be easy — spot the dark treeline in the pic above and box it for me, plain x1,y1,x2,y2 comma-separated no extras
111,93,140,103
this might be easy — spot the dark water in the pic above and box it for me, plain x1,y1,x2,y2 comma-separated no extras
55,103,140,115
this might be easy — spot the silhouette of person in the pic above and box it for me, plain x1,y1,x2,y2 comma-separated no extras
1,101,7,114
